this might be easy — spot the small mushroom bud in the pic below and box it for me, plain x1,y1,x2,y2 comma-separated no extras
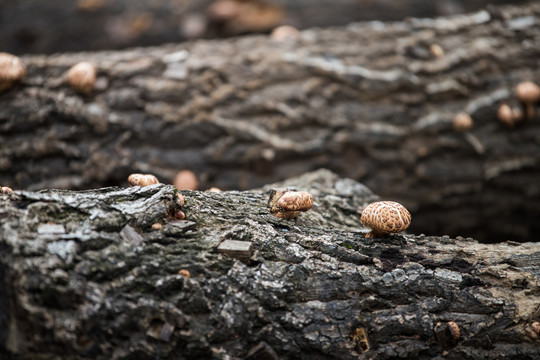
173,170,198,190
206,187,222,193
270,25,300,41
447,321,460,340
497,103,515,127
0,53,26,92
360,201,411,238
174,210,186,220
1,186,14,194
268,189,313,219
516,81,540,120
127,173,159,187
512,107,523,122
151,223,163,230
66,62,97,94
175,193,185,207
177,269,191,278
453,112,473,132
429,44,444,58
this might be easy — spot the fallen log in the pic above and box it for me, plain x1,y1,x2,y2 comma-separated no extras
1,169,539,359
0,0,526,54
1,3,540,242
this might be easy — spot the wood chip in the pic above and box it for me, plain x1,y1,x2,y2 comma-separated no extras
217,240,253,263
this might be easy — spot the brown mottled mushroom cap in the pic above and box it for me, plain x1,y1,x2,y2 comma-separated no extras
268,189,313,219
360,201,411,238
127,173,159,187
0,53,26,91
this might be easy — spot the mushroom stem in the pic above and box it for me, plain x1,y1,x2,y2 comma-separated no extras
525,104,535,121
366,230,389,238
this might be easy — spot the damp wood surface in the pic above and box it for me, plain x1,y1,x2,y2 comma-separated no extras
1,169,540,359
1,3,540,243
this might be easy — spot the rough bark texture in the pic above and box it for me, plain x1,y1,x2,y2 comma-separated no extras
1,3,540,243
0,0,526,55
1,169,539,360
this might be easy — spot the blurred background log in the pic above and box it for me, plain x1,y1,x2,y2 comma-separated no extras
1,2,540,243
0,0,528,54
1,170,539,359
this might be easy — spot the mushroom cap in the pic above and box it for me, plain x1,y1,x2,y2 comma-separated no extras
453,112,473,132
447,321,460,340
497,103,514,126
66,61,97,94
0,53,26,82
127,173,159,187
516,81,540,103
1,186,14,195
270,25,300,41
361,201,411,235
173,170,198,190
268,190,313,219
0,53,26,91
206,187,222,193
276,191,313,211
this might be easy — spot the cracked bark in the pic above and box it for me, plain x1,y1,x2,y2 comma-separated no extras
1,169,539,360
1,3,540,243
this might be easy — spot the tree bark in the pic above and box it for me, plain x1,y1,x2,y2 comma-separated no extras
1,169,539,359
1,3,540,243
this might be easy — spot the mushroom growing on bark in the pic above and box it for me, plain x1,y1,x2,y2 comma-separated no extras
268,189,313,219
453,112,473,132
497,103,523,127
0,53,26,92
360,201,411,238
127,173,159,187
173,170,198,190
516,81,540,120
66,62,97,94
1,186,14,195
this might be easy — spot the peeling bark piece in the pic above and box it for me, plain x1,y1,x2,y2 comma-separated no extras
434,322,458,348
120,224,144,245
37,223,66,235
146,320,175,342
217,240,253,263
168,220,196,230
